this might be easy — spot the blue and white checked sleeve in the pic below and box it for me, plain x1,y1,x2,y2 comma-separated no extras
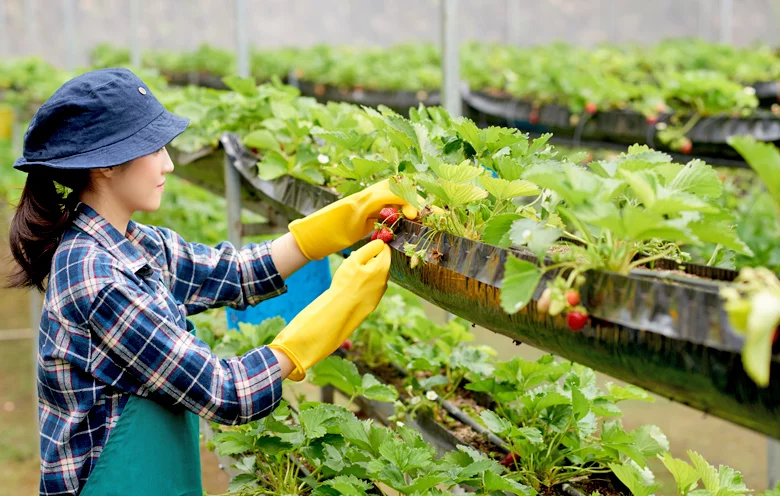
87,280,284,424
152,226,288,315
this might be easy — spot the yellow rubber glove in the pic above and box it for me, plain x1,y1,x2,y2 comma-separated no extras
268,239,392,381
289,180,417,260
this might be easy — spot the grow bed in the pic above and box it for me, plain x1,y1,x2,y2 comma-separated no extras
168,134,780,438
463,90,780,168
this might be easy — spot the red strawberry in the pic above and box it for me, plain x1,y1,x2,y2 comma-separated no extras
371,231,379,241
567,311,588,331
379,207,400,225
529,109,540,124
340,339,353,351
566,290,581,307
646,114,658,125
585,102,598,114
500,453,519,467
375,227,394,243
680,139,693,155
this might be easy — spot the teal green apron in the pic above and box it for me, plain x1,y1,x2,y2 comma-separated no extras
80,320,202,496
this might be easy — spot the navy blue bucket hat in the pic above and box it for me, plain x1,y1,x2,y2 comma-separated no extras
13,68,189,172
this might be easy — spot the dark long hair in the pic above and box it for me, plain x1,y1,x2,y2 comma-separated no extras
7,169,91,292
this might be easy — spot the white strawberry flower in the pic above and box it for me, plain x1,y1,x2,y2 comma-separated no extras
744,86,756,96
411,396,421,405
425,391,438,401
317,154,329,164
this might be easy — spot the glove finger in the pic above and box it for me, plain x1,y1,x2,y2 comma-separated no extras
349,239,387,265
364,244,392,281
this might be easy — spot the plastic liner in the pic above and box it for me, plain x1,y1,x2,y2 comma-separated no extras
298,80,440,116
753,81,780,108
173,135,780,438
463,90,780,164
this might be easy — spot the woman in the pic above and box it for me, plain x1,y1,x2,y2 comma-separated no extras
7,68,413,496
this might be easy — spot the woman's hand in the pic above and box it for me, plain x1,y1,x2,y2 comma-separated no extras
288,180,417,261
268,240,391,381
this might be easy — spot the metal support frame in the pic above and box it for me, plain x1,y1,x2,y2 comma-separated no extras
63,0,77,70
440,0,461,118
24,0,37,53
770,439,780,490
719,0,733,44
505,0,522,46
235,0,249,78
606,0,617,43
0,0,7,58
129,0,141,66
699,0,713,41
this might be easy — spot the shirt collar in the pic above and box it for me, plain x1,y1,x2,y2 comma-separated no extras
71,202,150,276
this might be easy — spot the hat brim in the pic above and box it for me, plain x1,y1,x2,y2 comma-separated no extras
13,109,190,172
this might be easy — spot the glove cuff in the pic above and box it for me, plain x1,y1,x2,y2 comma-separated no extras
267,343,307,382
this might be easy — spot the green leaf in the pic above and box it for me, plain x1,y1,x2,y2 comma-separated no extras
416,176,488,207
428,160,485,183
509,218,561,261
620,169,657,207
659,453,700,495
454,117,485,152
222,75,258,97
669,159,723,197
271,101,297,120
729,136,780,208
309,356,363,396
389,175,421,209
361,374,399,403
418,374,450,390
483,214,522,248
500,256,542,314
244,130,281,153
479,176,540,201
632,425,670,458
257,150,289,181
534,391,571,411
571,386,590,421
323,475,372,495
213,431,254,456
527,133,552,155
609,462,661,496
483,470,535,496
479,410,512,436
228,473,257,492
690,221,754,256
605,382,655,403
378,437,432,473
688,450,721,493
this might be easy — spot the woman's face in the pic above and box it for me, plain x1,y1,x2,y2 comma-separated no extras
109,147,174,213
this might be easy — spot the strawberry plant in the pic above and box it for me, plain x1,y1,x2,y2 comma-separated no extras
497,144,751,316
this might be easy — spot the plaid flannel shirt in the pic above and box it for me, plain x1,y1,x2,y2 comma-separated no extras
38,203,287,495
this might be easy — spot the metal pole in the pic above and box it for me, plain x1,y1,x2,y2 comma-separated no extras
440,0,461,117
607,0,617,43
505,0,521,45
769,439,780,490
63,0,76,69
129,0,141,66
719,0,732,44
0,0,7,58
235,0,249,78
699,0,712,41
224,153,242,248
29,290,41,427
24,0,36,54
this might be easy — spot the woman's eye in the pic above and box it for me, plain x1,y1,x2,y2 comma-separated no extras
155,147,164,155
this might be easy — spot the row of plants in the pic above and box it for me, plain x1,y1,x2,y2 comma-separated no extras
2,62,777,388
83,40,780,153
191,287,780,495
156,76,780,386
3,41,779,157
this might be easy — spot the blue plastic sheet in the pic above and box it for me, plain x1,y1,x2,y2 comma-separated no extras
226,257,332,328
